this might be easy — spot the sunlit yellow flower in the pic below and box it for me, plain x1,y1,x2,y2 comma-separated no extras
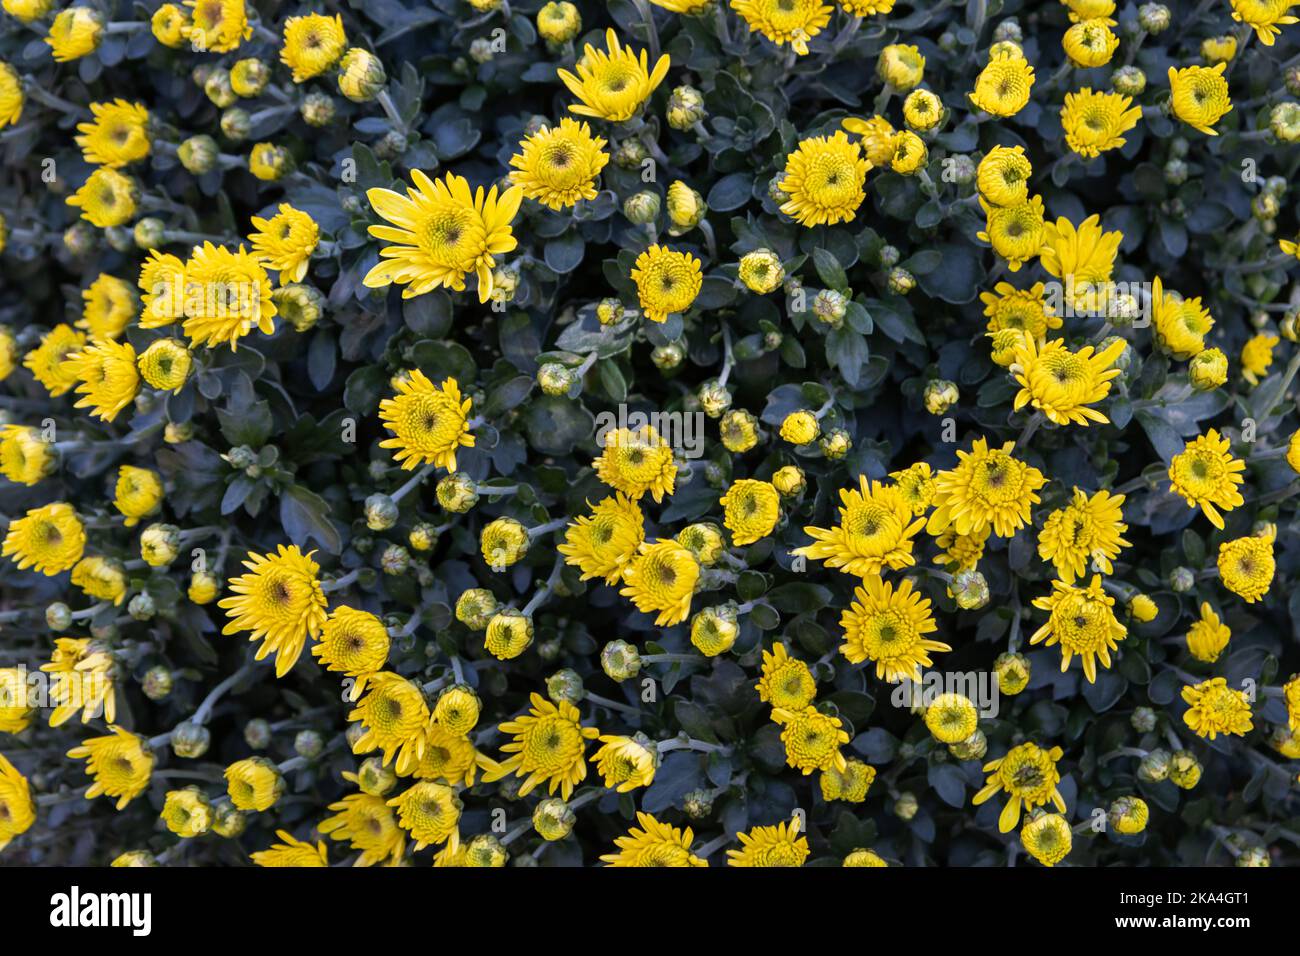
248,204,320,284
75,100,151,168
312,606,391,700
839,575,948,683
183,0,250,53
280,13,347,82
1062,18,1119,67
66,338,139,422
379,370,474,472
483,692,600,799
973,742,1066,832
46,7,103,62
731,0,831,56
1061,88,1142,159
772,705,849,774
756,642,816,709
794,477,925,577
1012,336,1127,426
319,792,406,866
727,818,808,867
1039,214,1123,312
181,242,278,349
927,437,1046,539
1030,575,1126,683
1168,430,1245,530
631,244,703,322
1182,677,1253,739
251,829,329,867
23,324,85,397
619,539,700,626
601,811,707,867
410,723,499,787
218,545,328,677
778,131,870,227
42,637,115,726
720,478,780,546
980,282,1061,344
1230,0,1298,46
1037,488,1129,583
347,672,431,776
67,726,154,810
557,28,670,121
509,118,608,211
388,781,461,852
592,734,657,791
1186,601,1231,662
925,693,979,743
1168,63,1232,135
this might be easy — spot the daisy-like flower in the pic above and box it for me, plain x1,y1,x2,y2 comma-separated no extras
1150,276,1213,358
410,723,499,787
592,734,657,791
1062,18,1119,67
972,741,1066,832
66,168,137,229
23,324,86,397
1182,677,1253,739
841,114,899,166
363,170,522,303
935,518,992,570
509,118,609,211
1038,214,1123,313
1012,336,1127,426
877,43,925,91
1037,488,1129,583
969,51,1035,117
794,477,925,577
280,13,347,82
593,425,677,502
976,145,1032,207
978,194,1045,271
66,727,154,810
756,643,816,709
248,204,320,284
557,28,670,122
388,781,462,852
890,462,937,516
181,243,278,349
1186,601,1231,663
251,830,329,867
432,686,480,735
113,465,162,527
619,539,700,626
1168,430,1246,530
902,88,945,131
0,668,36,734
820,758,876,802
1168,63,1232,135
889,130,928,175
1240,332,1279,387
926,437,1047,539
720,479,780,546
1230,0,1298,45
138,251,187,328
75,100,150,168
379,371,475,473
224,757,284,811
79,274,136,341
839,575,949,683
778,131,870,227
0,753,35,853
348,672,432,775
1061,89,1142,158
45,6,103,62
3,502,85,576
1029,575,1127,683
483,692,600,800
601,812,707,867
71,556,127,606
556,494,645,584
183,0,250,53
0,425,55,486
840,0,895,16
1021,812,1072,867
312,606,391,700
151,3,189,47
319,792,406,866
772,706,849,774
631,244,703,322
484,610,533,660
218,544,328,677
731,0,832,55
42,637,116,726
66,339,139,423
0,63,23,130
925,692,979,743
980,281,1061,342
1217,527,1276,603
727,818,809,867
137,338,191,392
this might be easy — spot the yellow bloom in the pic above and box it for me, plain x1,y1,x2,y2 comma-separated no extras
727,818,809,867
388,781,462,852
794,477,925,577
1030,575,1127,683
0,425,55,486
730,0,832,56
720,479,780,546
151,4,189,47
75,100,151,168
1038,214,1122,312
181,243,278,349
138,251,188,328
972,742,1066,832
843,847,888,865
976,145,1032,207
619,539,700,626
593,425,677,502
24,324,86,397
601,811,707,867
772,705,849,774
2,0,53,22
1037,488,1129,583
1284,675,1300,733
978,194,1045,271
410,723,498,786
1012,336,1127,426
592,734,657,791
756,642,816,709
890,462,936,515
161,788,211,837
248,203,320,284
1240,332,1279,386
363,170,522,303
67,726,154,810
218,545,328,677
251,829,329,867
509,118,609,211
42,637,116,726
902,88,945,131
3,502,85,576
557,28,670,121
780,409,820,445
66,338,139,422
483,692,600,799
820,758,876,802
319,792,406,866
312,606,391,700
1060,89,1142,158
378,371,475,472
841,114,899,166
347,672,432,775
0,668,35,734
631,244,703,322
970,51,1035,117
183,0,250,53
137,338,192,392
1168,430,1245,530
1217,527,1275,603
223,756,284,812
1230,0,1298,46
1062,0,1116,20
1021,812,1072,866
1168,63,1232,135
1186,601,1231,662
1062,18,1119,67
926,437,1046,539
778,131,870,227
46,6,103,62
0,752,34,851
71,556,128,606
1181,677,1253,739
925,693,979,743
67,168,137,228
839,575,949,683
1150,276,1213,358
432,685,480,736
113,465,163,527
877,43,925,91
557,494,645,584
890,129,928,175
280,13,347,82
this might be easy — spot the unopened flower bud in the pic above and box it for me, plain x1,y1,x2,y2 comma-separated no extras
1169,566,1195,592
820,428,851,459
1111,65,1147,96
652,342,685,369
923,379,958,415
624,190,661,225
1138,748,1171,782
738,249,784,294
546,668,584,704
338,47,387,102
952,569,989,609
437,472,480,513
1138,3,1170,33
171,721,211,759
667,84,706,129
365,494,399,531
220,107,250,141
772,465,806,497
537,362,575,396
894,792,919,820
699,380,732,418
813,289,848,325
533,797,576,840
142,666,173,701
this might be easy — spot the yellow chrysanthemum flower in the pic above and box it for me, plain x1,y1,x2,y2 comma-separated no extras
1168,63,1232,135
65,338,139,423
348,672,432,775
24,324,86,397
1284,675,1300,733
1063,0,1116,20
973,742,1066,832
592,734,657,791
1021,812,1072,866
410,723,499,787
248,203,320,284
1230,0,1299,45
1182,677,1253,739
71,556,128,606
378,370,475,472
1186,601,1231,662
727,818,809,867
0,63,22,131
138,251,187,328
601,812,707,867
976,145,1032,207
363,170,522,302
631,244,703,322
1061,88,1142,158
878,43,925,90
1012,336,1127,426
280,13,347,83
181,242,277,349
1217,527,1275,603
162,788,211,837
79,274,136,341
556,494,645,584
731,0,832,55
839,575,949,683
0,668,36,734
3,502,85,576
1030,575,1127,683
137,338,191,392
387,781,461,852
980,282,1061,347
1168,430,1245,530
1150,276,1213,358
821,758,876,802
46,6,103,62
978,194,1045,271
890,462,936,516
1062,18,1119,67
432,685,480,736
66,168,137,228
772,705,849,774
42,637,116,726
924,692,979,743
483,692,600,800
312,606,391,700
151,4,189,48
756,642,816,709
926,437,1046,539
113,465,162,527
2,0,54,23
969,51,1035,116
509,118,609,211
593,425,677,502
1039,214,1123,313
619,539,700,626
75,100,151,168
67,726,154,810
902,88,945,131
841,114,899,166
557,28,670,121
1037,488,1129,583
794,477,925,577
0,752,34,853
218,544,328,678
319,792,406,866
1240,332,1279,387
183,0,250,53
0,425,55,486
778,131,870,227
720,478,780,546
225,757,284,811
251,830,329,867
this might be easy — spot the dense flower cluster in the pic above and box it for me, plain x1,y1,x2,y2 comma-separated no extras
2,0,1300,870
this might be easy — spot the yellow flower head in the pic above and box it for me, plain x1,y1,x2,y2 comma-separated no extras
970,51,1036,116
138,251,188,328
71,556,128,606
378,370,475,472
3,502,85,576
772,705,849,774
877,43,925,90
926,437,1046,539
980,281,1060,343
46,6,103,62
248,204,320,284
0,63,20,131
67,168,138,228
24,324,86,397
1039,214,1123,312
731,0,832,56
483,692,600,799
181,242,278,349
619,539,700,626
484,610,534,660
557,28,670,121
312,606,391,699
1240,332,1279,386
794,476,925,577
432,685,481,736
1061,88,1142,158
1062,0,1116,20
113,465,163,527
631,244,703,322
1150,276,1213,359
978,194,1045,271
1062,18,1119,67
1021,811,1072,866
821,758,876,802
1186,601,1231,662
727,817,809,866
161,788,211,837
3,0,54,22
1217,527,1276,603
280,13,347,82
1168,430,1245,530
976,145,1033,207
1030,575,1127,683
778,131,870,227
720,479,780,546
841,114,899,166
319,792,406,866
0,425,56,486
1012,336,1127,426
973,741,1066,832
218,544,328,677
411,723,498,786
1168,63,1232,135
925,692,979,743
890,462,936,516
755,642,816,709
348,672,432,775
1182,677,1253,739
593,425,677,502
388,781,462,852
903,88,945,131
183,0,250,53
363,170,522,303
0,752,34,852
42,637,116,726
151,4,189,47
0,668,36,734
1037,488,1129,583
251,829,329,867
75,100,150,168
67,338,139,422
557,494,645,584
137,338,192,392
890,129,928,175
592,734,657,791
839,575,949,683
509,118,609,211
1230,0,1298,45
780,409,820,445
225,757,284,811
601,811,707,867
67,726,154,810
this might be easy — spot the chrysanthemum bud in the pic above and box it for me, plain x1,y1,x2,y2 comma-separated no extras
301,91,336,127
1270,102,1300,142
1163,157,1188,185
993,652,1030,695
239,719,269,752
249,142,294,180
879,244,901,268
813,288,848,325
537,362,575,396
680,787,715,819
1188,348,1228,390
820,427,851,459
533,797,576,840
771,465,806,497
437,472,480,513
485,610,533,659
131,217,166,251
203,68,237,107
1110,65,1147,96
888,266,916,295
666,84,706,130
1128,594,1158,622
1169,566,1195,592
1281,311,1300,342
780,409,820,445
171,721,211,759
1237,846,1270,867
738,248,784,294
141,665,173,701
1254,191,1281,219
546,667,584,704
456,589,498,632
600,640,642,682
952,569,990,609
923,379,958,415
176,135,218,175
613,138,649,169
1200,35,1237,66
651,342,685,369
666,181,706,233
406,522,438,553
46,602,72,630
140,523,181,566
949,729,988,761
698,380,732,418
878,44,925,91
1108,795,1149,834
1127,706,1155,733
893,791,919,820
466,834,508,867
691,604,740,656
1137,3,1170,33
353,756,397,796
128,592,156,621
676,522,726,566
624,190,661,225
537,1,582,43
220,107,251,142
365,493,399,531
230,58,270,98
993,17,1022,43
1168,750,1201,789
210,797,247,838
1138,747,1171,782
380,544,410,575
